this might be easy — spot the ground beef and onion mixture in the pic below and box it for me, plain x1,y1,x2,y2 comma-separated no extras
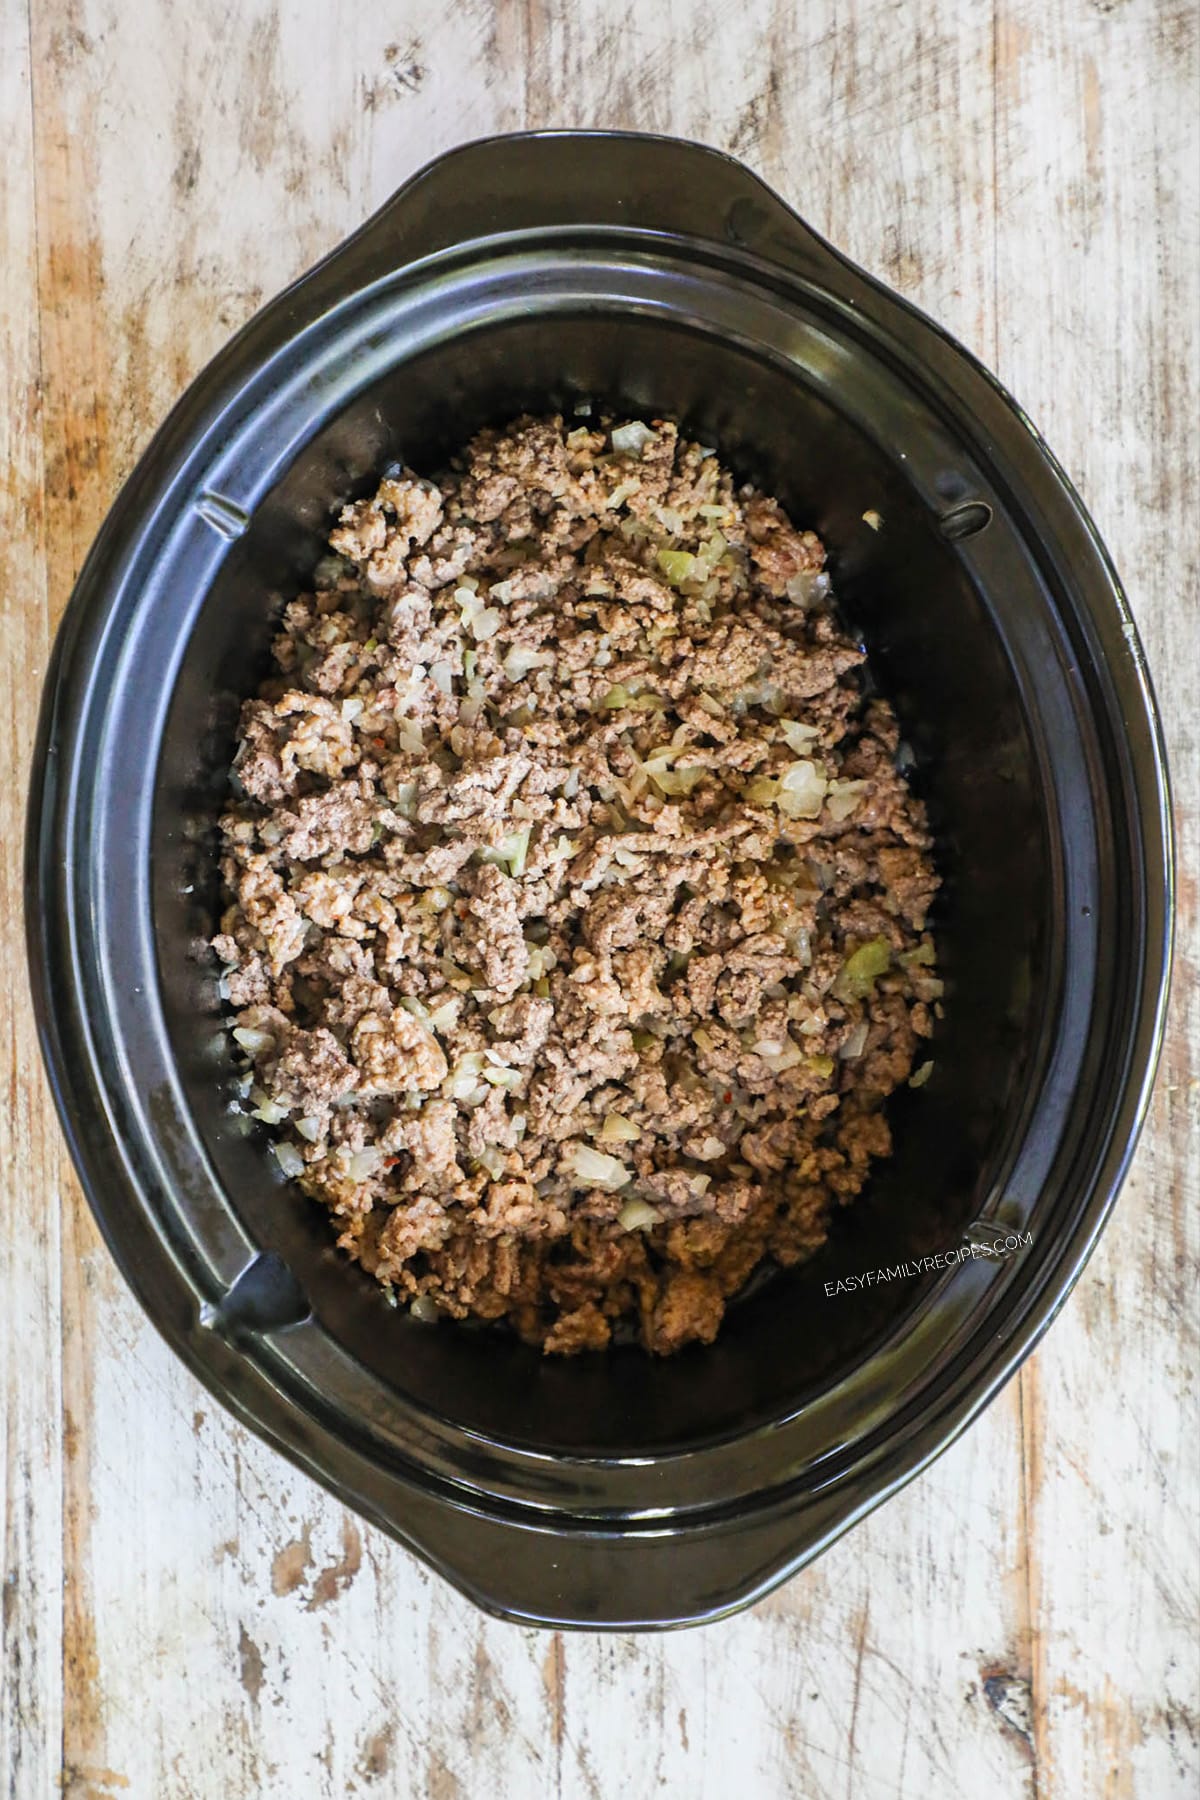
213,413,941,1355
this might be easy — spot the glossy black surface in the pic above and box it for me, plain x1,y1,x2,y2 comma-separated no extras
26,132,1172,1627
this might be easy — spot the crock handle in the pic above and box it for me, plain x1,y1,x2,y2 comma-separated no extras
334,130,854,294
341,1469,856,1631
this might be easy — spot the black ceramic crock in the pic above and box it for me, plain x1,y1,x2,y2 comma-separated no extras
26,131,1172,1629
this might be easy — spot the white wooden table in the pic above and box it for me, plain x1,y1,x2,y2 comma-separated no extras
3,2,1197,1795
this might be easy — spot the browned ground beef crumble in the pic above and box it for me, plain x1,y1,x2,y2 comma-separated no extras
213,414,941,1354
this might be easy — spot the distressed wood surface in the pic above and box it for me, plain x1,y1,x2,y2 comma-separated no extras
2,0,1197,1795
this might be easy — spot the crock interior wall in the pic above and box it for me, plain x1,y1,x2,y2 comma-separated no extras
153,311,1049,1453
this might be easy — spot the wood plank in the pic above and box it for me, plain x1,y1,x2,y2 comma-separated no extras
26,3,146,1792
993,1,1200,1794
0,0,64,1792
13,0,1197,1793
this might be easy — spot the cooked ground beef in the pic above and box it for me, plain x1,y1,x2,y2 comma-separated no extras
214,414,942,1354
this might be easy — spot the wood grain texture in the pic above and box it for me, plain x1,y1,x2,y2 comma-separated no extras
2,1,1196,1796
1,4,63,1796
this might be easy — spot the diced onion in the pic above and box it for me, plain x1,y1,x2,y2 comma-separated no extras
567,1144,632,1190
457,592,483,632
611,421,656,456
826,779,870,821
909,1060,935,1088
835,938,892,1000
785,571,830,608
471,608,502,642
273,1141,305,1178
598,1113,641,1145
233,1026,275,1054
296,1116,322,1142
780,719,820,753
772,760,827,819
840,1020,870,1060
656,549,696,587
426,997,461,1033
475,1144,506,1178
648,765,704,797
482,1065,522,1090
506,827,531,877
410,1295,441,1322
525,943,557,979
445,1051,487,1099
745,776,780,806
503,646,554,681
618,1198,661,1231
784,924,813,966
347,1148,382,1181
251,1099,289,1125
480,828,531,878
390,780,418,817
